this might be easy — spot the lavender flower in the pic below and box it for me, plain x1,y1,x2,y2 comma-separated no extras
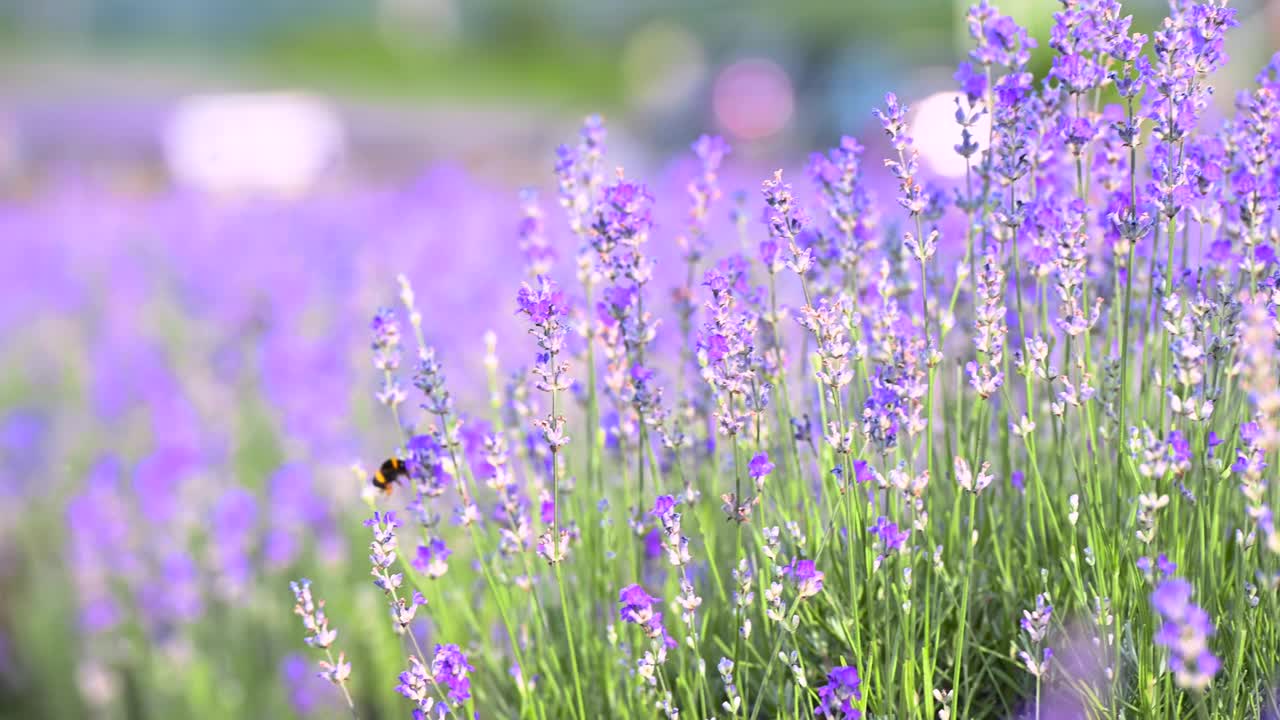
430,643,475,707
1151,578,1220,691
412,537,451,580
875,93,928,222
816,665,863,719
681,134,730,264
617,582,676,690
781,557,825,600
371,308,406,407
364,511,428,635
518,189,556,278
289,579,353,703
870,516,910,553
395,655,438,717
954,456,993,495
966,0,1036,69
1018,593,1054,678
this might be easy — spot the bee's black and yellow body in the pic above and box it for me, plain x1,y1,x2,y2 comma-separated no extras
371,457,408,495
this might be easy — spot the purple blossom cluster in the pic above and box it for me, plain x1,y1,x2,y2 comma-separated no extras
10,0,1280,718
816,665,863,719
313,7,1280,711
1151,579,1220,691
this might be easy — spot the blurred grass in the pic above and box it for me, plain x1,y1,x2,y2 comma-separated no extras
251,24,624,108
0,16,624,112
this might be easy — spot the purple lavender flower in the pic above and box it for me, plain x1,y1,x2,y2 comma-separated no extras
808,136,877,279
816,665,862,719
413,348,455,418
875,93,927,218
618,584,660,625
1168,430,1192,467
954,61,987,103
1137,555,1153,577
851,459,876,485
681,134,730,263
370,307,402,369
869,516,910,554
748,452,775,480
593,179,654,261
371,307,406,406
396,655,435,716
761,170,811,273
1151,578,1220,691
430,643,475,706
618,583,677,651
650,494,678,520
1015,592,1055,685
517,189,556,278
365,511,404,596
1151,579,1192,623
966,0,1037,68
516,275,569,326
412,538,451,579
555,115,607,238
289,579,353,696
1138,553,1177,582
782,558,825,600
862,367,906,451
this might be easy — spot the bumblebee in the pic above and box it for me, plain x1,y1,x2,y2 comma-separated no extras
371,457,409,495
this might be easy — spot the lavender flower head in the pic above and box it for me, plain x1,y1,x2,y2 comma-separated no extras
518,189,556,278
365,511,403,595
431,643,475,707
618,583,676,650
291,578,338,650
761,170,812,275
1018,593,1054,678
682,134,731,263
808,135,877,271
556,114,608,239
875,93,928,220
412,537,451,580
1151,578,1220,691
592,178,655,285
413,348,454,418
870,515,910,553
781,557,825,600
289,579,352,690
748,452,775,480
371,307,406,407
966,0,1037,68
816,665,863,719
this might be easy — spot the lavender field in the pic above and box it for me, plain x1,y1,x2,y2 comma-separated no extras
2,1,1280,718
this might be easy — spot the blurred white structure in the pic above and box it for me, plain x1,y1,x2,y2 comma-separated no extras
910,90,990,179
162,92,345,195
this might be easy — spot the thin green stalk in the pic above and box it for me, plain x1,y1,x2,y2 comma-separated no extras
950,491,978,714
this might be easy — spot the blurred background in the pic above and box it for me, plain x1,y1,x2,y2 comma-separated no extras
2,0,1278,189
1,0,1279,718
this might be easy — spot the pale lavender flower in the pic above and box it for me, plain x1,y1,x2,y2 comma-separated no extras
1018,593,1054,678
1151,578,1220,691
289,579,353,691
